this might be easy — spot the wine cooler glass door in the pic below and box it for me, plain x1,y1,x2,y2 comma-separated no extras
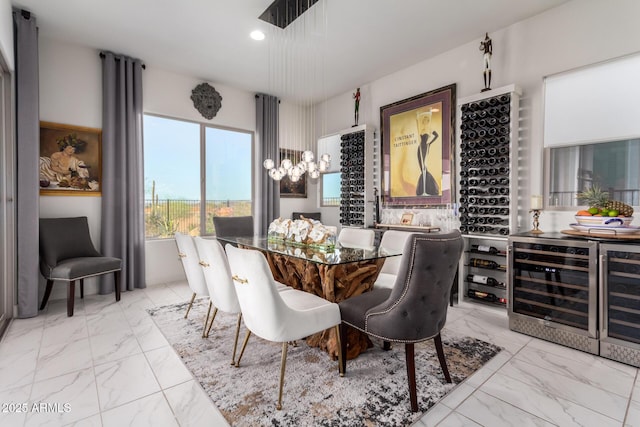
510,239,597,337
601,244,640,345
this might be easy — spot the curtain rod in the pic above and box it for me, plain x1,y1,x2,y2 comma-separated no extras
99,52,146,69
255,94,281,103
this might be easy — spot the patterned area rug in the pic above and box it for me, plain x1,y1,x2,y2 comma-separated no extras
148,299,501,426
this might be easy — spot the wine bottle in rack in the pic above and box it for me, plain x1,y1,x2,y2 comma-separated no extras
467,289,506,305
471,244,501,255
466,274,505,288
470,258,505,270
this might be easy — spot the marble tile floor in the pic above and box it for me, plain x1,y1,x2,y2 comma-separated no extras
1,282,639,427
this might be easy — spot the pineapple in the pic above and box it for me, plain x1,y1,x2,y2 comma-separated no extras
576,185,609,209
577,185,634,216
605,199,634,217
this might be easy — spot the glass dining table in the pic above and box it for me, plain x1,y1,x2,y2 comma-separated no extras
216,236,402,359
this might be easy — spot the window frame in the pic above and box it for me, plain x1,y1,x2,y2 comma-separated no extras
143,113,255,238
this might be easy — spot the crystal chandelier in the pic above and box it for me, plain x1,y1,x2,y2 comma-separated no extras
260,0,331,182
263,151,330,181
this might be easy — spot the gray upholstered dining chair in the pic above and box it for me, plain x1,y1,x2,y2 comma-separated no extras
213,216,254,238
338,230,463,412
291,212,321,221
39,216,122,317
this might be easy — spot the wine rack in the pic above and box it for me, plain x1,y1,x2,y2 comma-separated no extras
600,243,640,367
339,125,375,228
461,236,508,307
456,85,520,309
457,84,520,238
508,234,598,355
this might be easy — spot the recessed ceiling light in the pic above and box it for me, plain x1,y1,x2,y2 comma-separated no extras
250,30,265,41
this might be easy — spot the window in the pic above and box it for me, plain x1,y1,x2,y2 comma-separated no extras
543,54,640,208
321,172,341,206
317,133,341,207
547,138,640,207
144,115,253,238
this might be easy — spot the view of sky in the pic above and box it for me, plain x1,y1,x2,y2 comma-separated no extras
144,115,252,201
323,172,341,199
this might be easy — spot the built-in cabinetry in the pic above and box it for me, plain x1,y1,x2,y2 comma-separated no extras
508,232,640,367
339,125,375,228
457,85,521,307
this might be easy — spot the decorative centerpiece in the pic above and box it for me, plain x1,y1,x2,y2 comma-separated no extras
268,217,336,249
575,186,634,225
571,186,636,234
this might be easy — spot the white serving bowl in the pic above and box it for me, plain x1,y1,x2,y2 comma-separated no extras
575,215,633,227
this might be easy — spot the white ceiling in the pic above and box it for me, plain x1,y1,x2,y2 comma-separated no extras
12,0,570,103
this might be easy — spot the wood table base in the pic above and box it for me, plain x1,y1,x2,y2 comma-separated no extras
266,252,384,359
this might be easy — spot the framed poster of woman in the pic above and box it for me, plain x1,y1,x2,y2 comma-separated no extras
39,122,102,196
380,84,456,207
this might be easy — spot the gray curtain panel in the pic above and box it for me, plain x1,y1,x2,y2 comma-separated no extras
255,94,280,234
100,52,146,292
13,10,40,318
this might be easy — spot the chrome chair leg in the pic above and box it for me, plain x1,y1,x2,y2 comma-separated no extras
335,325,344,377
276,342,288,410
202,301,213,338
184,292,196,319
231,313,242,366
204,307,218,338
235,330,252,368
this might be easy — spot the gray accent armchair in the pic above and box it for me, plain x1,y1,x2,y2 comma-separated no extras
338,230,463,412
39,217,122,317
213,216,254,238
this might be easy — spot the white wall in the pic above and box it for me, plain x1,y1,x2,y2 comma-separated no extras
38,39,103,299
278,100,321,220
144,67,256,130
0,0,13,71
317,0,640,233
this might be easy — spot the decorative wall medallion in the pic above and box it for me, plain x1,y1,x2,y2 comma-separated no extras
191,83,222,120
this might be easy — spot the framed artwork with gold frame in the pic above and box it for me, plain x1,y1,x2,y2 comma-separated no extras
401,213,414,225
380,84,456,207
39,121,102,196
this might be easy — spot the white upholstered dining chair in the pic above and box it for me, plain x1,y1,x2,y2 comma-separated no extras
374,230,413,289
337,227,375,249
175,233,211,334
225,244,343,410
194,237,243,365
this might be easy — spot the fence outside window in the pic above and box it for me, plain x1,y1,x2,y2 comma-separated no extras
144,199,252,238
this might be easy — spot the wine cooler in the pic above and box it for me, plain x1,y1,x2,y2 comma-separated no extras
600,243,640,367
508,234,598,354
339,125,375,228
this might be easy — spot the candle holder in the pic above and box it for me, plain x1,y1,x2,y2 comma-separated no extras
529,209,543,234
